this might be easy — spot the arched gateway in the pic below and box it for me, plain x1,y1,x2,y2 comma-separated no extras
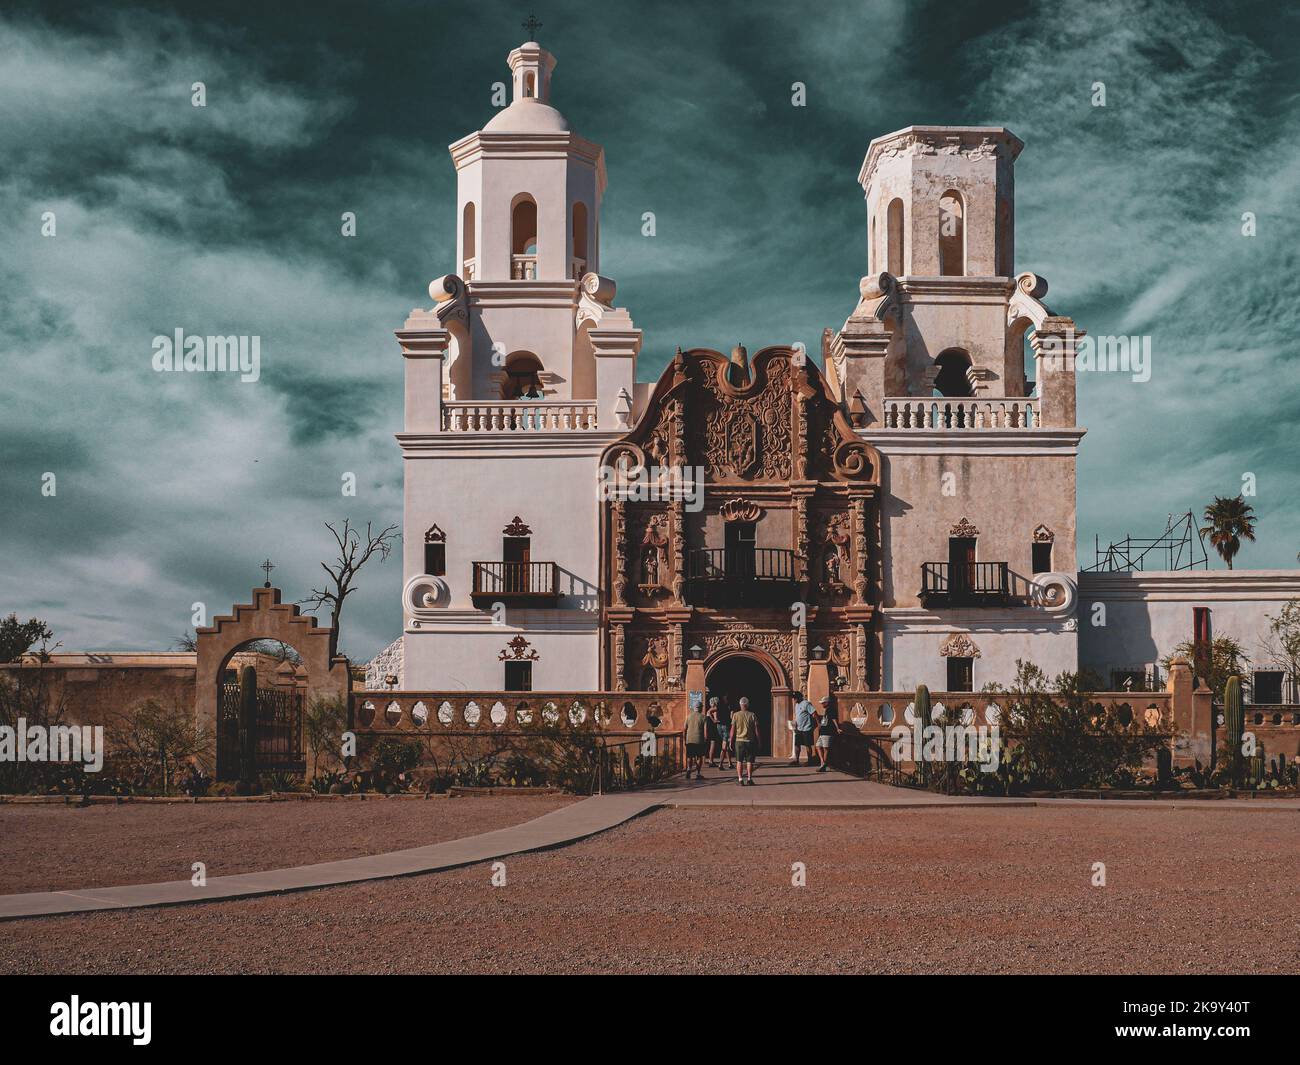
195,587,350,780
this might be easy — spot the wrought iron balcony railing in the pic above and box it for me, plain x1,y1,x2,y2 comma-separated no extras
471,561,560,605
686,547,795,606
689,547,795,582
920,561,1010,607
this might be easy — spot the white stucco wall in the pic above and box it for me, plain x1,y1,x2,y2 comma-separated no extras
1078,570,1300,692
882,608,1078,691
402,611,599,691
400,433,615,690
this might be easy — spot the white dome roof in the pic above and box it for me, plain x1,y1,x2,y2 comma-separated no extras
483,99,569,133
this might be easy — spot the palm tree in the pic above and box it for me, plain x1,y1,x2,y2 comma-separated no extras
1200,496,1256,569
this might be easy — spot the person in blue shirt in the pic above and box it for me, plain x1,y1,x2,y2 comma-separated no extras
789,690,817,766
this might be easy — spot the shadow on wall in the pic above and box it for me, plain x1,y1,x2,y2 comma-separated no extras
558,567,599,612
877,459,911,606
1078,596,1158,685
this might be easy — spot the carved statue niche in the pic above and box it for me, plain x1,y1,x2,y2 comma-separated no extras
821,512,852,591
636,634,670,692
638,514,670,595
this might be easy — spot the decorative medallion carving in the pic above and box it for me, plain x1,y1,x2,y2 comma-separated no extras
424,524,445,544
939,633,981,659
949,517,980,539
1033,523,1055,543
719,498,761,523
498,635,540,661
503,516,532,537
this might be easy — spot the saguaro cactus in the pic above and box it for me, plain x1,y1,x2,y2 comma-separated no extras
1223,674,1243,788
914,684,931,783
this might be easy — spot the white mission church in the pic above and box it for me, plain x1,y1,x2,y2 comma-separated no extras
375,37,1300,725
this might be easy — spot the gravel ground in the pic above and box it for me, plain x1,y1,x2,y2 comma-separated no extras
2,805,1296,974
0,796,575,894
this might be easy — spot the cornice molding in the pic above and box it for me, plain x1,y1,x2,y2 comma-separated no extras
860,125,1024,187
1078,570,1300,601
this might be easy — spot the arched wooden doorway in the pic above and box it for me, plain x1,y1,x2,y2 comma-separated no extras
704,651,784,757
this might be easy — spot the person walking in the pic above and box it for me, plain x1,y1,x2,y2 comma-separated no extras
789,690,816,766
684,698,708,780
707,696,732,770
730,696,760,786
815,695,840,772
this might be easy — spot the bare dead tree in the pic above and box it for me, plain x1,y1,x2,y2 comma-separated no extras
301,520,400,657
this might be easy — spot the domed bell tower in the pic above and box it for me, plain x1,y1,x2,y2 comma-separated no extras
439,38,625,407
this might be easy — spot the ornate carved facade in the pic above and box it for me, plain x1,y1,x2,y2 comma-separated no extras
600,345,881,694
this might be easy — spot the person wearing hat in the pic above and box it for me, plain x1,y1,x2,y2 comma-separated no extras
814,695,840,772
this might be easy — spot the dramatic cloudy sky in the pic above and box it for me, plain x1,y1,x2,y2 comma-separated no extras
3,0,1297,659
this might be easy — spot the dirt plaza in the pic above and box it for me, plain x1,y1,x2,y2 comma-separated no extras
1,792,1295,975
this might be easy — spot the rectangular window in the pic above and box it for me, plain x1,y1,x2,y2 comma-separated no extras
424,541,445,576
504,661,532,692
1032,541,1053,574
1252,670,1284,705
946,656,973,692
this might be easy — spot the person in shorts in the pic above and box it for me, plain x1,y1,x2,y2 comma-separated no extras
730,696,760,786
684,699,708,780
790,690,816,766
815,695,840,772
707,696,732,770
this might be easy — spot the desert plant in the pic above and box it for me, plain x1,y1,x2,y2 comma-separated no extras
368,737,422,791
0,666,71,793
261,769,301,793
303,693,349,777
1164,635,1249,701
309,770,347,794
1224,674,1243,787
1200,495,1256,569
986,661,1166,792
108,698,210,795
179,764,212,797
1260,599,1300,704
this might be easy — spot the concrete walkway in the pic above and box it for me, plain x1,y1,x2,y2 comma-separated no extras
0,790,662,922
2,762,1295,921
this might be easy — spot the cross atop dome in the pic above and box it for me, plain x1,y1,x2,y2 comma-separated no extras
521,13,542,40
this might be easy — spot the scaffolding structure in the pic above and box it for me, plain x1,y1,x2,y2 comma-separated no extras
1087,511,1209,572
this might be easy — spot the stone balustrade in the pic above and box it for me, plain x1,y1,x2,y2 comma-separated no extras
350,690,684,734
882,397,1040,429
441,400,598,432
832,690,1175,735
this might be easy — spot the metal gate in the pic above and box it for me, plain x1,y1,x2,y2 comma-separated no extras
217,682,305,779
